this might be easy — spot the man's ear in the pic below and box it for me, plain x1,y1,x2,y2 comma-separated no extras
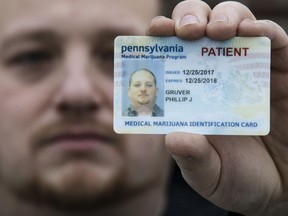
128,87,131,98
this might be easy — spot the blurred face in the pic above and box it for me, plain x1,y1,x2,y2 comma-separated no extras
0,0,170,210
128,70,158,110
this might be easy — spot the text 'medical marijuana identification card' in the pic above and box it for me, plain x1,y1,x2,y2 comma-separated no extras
114,36,270,135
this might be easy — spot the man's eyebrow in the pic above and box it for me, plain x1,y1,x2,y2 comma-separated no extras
0,30,61,51
0,25,141,51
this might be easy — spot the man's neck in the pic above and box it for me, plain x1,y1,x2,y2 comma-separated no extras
0,184,167,216
132,104,155,116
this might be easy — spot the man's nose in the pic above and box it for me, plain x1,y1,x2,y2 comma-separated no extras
140,84,147,91
53,46,104,118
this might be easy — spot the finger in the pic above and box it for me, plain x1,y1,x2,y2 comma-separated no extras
238,19,288,50
165,132,221,198
146,16,175,36
207,1,256,40
237,19,288,100
172,0,211,40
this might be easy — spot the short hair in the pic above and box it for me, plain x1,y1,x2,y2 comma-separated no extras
129,68,157,87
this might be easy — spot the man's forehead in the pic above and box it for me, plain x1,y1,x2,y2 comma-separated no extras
0,0,160,19
0,0,160,32
132,70,155,80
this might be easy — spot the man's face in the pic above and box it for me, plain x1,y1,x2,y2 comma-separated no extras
0,0,170,209
128,70,158,109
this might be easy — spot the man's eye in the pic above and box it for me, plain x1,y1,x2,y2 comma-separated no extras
9,50,54,67
93,48,114,64
99,50,114,62
93,49,114,78
4,50,57,83
146,83,154,87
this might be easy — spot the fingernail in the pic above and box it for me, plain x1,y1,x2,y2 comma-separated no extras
151,15,165,22
210,15,228,24
179,15,199,28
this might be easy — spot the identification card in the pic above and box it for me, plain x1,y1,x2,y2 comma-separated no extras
114,36,270,135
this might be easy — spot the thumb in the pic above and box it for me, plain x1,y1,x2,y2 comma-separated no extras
165,132,221,198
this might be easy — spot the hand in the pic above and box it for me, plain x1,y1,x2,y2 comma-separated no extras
147,0,288,215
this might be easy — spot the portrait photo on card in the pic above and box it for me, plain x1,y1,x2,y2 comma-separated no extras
122,60,164,117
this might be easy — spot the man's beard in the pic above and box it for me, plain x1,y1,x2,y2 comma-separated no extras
137,98,150,105
1,117,133,211
4,156,128,212
1,156,164,214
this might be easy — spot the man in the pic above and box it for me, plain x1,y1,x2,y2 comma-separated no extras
125,68,164,117
0,1,287,216
0,1,170,216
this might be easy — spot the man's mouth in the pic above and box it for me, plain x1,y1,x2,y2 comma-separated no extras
37,128,115,153
48,134,108,151
139,94,148,97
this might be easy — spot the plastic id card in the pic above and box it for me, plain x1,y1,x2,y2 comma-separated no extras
114,36,270,135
